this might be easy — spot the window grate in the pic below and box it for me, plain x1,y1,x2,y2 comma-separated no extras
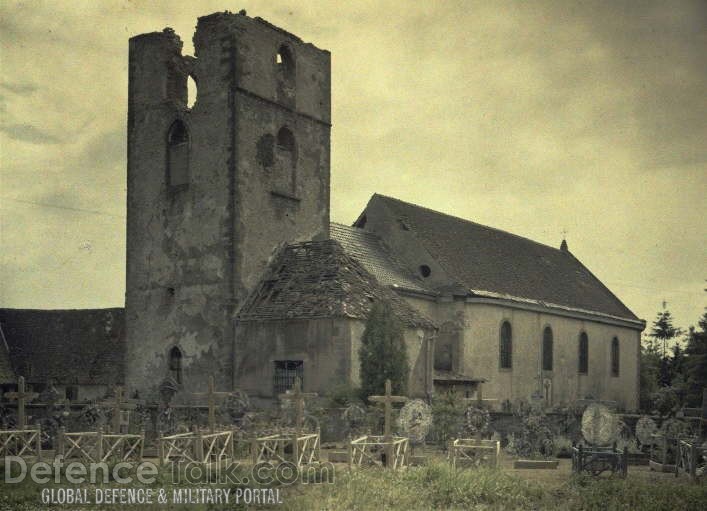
274,360,303,395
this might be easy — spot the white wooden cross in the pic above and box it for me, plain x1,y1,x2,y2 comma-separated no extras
191,375,233,433
99,386,138,434
369,379,407,439
6,376,39,429
279,377,317,437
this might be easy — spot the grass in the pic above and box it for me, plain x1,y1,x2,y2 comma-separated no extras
1,460,705,511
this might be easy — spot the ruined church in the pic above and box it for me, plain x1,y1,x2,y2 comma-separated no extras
0,12,645,411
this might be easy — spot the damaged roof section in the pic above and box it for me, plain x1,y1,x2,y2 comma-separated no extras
330,223,431,295
0,308,125,386
237,239,435,329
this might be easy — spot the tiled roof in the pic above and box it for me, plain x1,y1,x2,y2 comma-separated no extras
367,194,639,322
330,223,431,294
237,239,435,329
0,308,125,386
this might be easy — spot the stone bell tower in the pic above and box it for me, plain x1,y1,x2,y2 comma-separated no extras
125,11,331,399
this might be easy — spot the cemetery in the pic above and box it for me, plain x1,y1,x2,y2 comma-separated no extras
1,370,705,510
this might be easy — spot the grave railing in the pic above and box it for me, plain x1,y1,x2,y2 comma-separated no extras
675,437,704,481
0,426,42,460
58,428,144,463
571,444,627,478
251,431,320,467
449,438,500,469
158,429,233,466
349,435,409,469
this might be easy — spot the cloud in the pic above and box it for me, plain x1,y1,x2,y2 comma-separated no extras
0,124,61,144
0,82,37,95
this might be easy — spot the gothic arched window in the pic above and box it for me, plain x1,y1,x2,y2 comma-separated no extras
542,326,553,371
578,332,589,374
499,321,512,369
167,120,189,187
169,346,183,384
611,337,620,376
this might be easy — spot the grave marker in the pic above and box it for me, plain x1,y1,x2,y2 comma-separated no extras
6,376,39,429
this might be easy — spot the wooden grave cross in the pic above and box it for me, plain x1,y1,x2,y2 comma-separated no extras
279,377,317,465
99,386,138,434
461,382,498,442
6,376,39,429
191,375,233,433
369,379,407,467
279,377,318,439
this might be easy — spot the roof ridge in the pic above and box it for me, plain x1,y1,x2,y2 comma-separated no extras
372,193,568,255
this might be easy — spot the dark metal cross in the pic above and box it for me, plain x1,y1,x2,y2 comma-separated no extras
461,382,498,442
6,376,39,429
191,375,233,433
99,385,138,433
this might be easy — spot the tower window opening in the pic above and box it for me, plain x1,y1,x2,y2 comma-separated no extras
167,120,189,187
186,75,197,109
169,346,183,384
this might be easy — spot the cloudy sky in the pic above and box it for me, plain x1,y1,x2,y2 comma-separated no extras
1,0,705,334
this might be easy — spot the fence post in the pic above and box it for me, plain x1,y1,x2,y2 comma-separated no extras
57,426,65,458
139,428,145,461
689,441,697,480
96,427,104,463
157,428,164,467
251,437,258,465
622,447,628,478
194,426,204,465
35,423,42,461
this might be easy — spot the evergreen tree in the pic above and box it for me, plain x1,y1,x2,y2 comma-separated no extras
649,309,683,386
359,301,409,400
684,312,707,407
639,334,662,411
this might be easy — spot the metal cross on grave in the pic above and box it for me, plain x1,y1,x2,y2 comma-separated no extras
461,382,498,442
99,386,138,434
6,376,39,429
191,375,233,433
369,379,407,441
279,377,317,439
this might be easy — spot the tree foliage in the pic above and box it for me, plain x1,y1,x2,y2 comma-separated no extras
359,301,409,400
684,312,707,407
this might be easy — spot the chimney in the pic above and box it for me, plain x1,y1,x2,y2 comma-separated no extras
560,239,568,252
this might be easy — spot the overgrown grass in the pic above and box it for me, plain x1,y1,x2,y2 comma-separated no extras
2,461,706,511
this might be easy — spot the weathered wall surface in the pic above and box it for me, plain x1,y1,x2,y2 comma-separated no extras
125,13,330,399
463,302,640,411
234,318,351,397
402,295,640,410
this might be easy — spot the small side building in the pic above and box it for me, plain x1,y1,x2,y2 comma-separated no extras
0,308,125,401
234,239,436,399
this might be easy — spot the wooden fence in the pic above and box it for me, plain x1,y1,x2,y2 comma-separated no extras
158,429,233,466
57,428,144,463
449,438,500,469
251,432,320,467
349,435,409,469
0,427,42,460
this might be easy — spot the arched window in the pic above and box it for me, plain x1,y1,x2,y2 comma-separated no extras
169,346,183,384
542,326,553,371
275,44,295,105
611,337,620,376
167,120,189,187
578,332,589,374
273,127,296,195
499,321,512,369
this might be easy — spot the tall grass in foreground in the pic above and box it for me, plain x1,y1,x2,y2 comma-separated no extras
283,463,707,511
